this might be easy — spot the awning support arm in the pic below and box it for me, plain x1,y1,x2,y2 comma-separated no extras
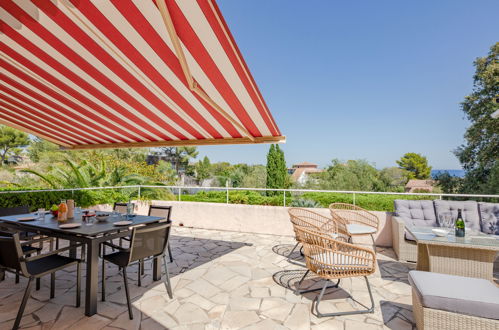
155,0,255,141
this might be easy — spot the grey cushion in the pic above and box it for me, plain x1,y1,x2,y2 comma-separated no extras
478,202,499,235
434,200,480,231
394,200,437,227
408,270,499,320
346,223,376,235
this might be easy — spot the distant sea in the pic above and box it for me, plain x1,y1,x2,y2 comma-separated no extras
431,169,465,178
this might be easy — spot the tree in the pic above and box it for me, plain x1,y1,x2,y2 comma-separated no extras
195,156,211,182
0,125,30,164
27,137,59,163
434,172,463,194
266,144,288,195
379,167,408,190
396,153,431,179
455,43,499,193
319,159,385,191
158,147,198,173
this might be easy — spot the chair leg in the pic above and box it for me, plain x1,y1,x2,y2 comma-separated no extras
13,277,34,330
140,259,145,275
36,249,41,291
15,271,19,284
137,262,141,287
286,242,299,262
370,234,376,252
314,277,375,317
122,268,133,320
167,243,173,263
76,262,81,307
294,270,340,295
101,257,106,301
163,255,173,299
50,273,55,299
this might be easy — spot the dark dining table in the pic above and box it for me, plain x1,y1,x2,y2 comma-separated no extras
0,212,166,316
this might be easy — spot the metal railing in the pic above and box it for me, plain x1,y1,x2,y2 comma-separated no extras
0,185,497,207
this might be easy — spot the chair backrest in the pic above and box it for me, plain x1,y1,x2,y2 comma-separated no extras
128,222,172,264
288,208,343,242
113,202,129,214
329,203,378,230
0,205,30,216
0,233,28,276
148,205,172,221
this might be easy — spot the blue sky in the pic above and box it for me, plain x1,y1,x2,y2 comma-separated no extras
197,0,499,169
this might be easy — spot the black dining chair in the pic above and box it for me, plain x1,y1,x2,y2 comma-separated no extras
101,222,173,320
0,205,44,287
148,205,174,263
0,233,81,330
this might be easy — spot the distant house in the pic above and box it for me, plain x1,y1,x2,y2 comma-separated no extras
405,179,435,193
289,162,324,185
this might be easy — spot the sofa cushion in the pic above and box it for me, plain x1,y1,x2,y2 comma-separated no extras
434,200,480,231
478,202,499,235
408,270,499,320
394,200,437,228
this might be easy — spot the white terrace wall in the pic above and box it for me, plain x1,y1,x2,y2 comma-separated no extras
94,201,394,247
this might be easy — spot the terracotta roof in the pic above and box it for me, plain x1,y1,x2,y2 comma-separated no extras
292,161,318,167
290,167,324,181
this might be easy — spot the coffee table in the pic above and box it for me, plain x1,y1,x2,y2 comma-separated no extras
406,226,499,281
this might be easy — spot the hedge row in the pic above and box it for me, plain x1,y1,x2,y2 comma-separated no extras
179,190,436,211
0,188,134,211
0,187,440,212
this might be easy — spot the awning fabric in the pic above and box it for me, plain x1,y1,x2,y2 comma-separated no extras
0,0,284,149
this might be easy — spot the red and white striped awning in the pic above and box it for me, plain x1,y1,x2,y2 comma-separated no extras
0,0,284,149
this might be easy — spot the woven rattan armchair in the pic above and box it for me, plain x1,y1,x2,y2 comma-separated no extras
329,203,379,247
295,225,376,317
288,208,348,262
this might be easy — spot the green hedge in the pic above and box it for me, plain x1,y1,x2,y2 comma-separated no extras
0,187,133,211
179,190,435,211
0,187,441,212
299,192,433,211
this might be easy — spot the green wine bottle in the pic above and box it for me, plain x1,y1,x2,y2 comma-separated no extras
455,209,465,237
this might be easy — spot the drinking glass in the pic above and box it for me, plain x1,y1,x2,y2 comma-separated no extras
37,208,45,221
74,207,82,220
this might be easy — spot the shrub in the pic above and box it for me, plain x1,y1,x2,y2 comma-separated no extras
290,199,321,208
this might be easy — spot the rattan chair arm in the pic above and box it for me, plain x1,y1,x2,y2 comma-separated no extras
22,243,84,262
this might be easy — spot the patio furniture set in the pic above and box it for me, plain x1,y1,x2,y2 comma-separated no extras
289,200,499,329
0,203,175,330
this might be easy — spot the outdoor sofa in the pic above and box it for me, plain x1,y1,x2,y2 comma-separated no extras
409,270,499,329
391,199,499,262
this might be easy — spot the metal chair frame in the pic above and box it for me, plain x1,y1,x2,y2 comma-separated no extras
294,226,376,317
0,233,81,330
101,221,173,320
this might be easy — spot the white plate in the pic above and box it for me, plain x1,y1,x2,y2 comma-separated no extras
17,217,35,221
59,223,81,229
114,221,133,226
432,228,449,237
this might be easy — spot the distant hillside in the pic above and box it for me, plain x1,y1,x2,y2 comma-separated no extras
431,169,465,178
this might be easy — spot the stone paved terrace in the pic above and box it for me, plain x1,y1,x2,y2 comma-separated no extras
0,227,497,330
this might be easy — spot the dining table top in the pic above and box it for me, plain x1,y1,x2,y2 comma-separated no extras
0,212,165,237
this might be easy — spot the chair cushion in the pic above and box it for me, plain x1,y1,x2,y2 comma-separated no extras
408,270,499,320
434,200,480,231
394,200,437,227
478,202,499,235
346,223,376,235
311,253,370,271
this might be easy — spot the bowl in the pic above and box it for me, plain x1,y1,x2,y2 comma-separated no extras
432,228,449,237
95,214,109,222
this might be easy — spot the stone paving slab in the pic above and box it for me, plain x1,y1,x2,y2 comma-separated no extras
1,227,497,330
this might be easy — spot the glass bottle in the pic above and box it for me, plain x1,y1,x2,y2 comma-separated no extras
57,200,68,222
455,209,465,237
